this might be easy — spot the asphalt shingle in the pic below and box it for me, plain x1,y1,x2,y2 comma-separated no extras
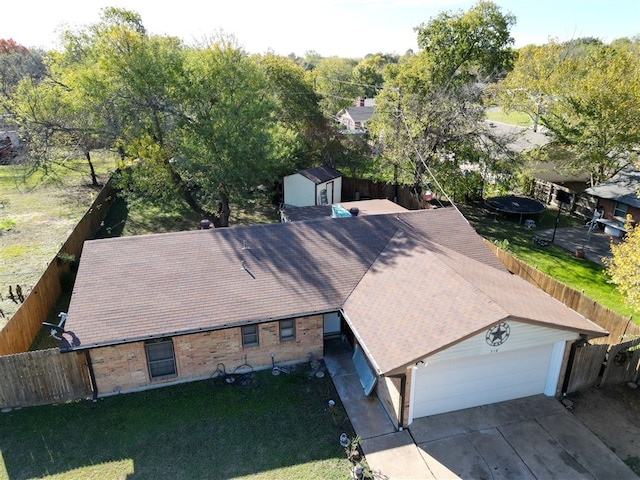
63,207,608,373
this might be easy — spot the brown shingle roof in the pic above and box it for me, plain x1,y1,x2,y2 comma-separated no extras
64,215,399,350
297,165,342,184
344,236,608,375
62,207,607,371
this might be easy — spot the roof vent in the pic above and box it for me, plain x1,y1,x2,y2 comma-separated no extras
349,207,359,216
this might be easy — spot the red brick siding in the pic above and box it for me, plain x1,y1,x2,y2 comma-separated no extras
91,315,324,396
598,198,639,223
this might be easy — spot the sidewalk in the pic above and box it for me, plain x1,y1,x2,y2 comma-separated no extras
323,337,435,479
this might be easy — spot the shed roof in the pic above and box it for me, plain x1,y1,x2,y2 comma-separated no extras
280,199,407,222
62,208,607,373
295,165,342,184
584,166,640,209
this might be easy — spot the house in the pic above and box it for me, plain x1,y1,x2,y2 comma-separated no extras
485,121,590,191
60,207,607,426
283,165,342,207
584,165,640,236
337,98,374,133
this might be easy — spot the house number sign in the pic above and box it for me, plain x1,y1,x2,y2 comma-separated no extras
486,322,510,347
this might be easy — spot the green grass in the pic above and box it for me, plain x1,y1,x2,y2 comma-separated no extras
96,193,280,240
485,108,532,127
0,152,116,327
0,218,16,231
458,202,640,321
0,370,358,480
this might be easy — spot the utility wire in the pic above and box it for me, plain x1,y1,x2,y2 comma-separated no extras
398,108,463,215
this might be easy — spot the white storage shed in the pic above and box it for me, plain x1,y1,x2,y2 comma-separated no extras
283,166,342,207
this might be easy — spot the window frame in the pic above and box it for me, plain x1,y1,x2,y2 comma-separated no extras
613,202,628,220
144,338,177,380
279,319,296,341
242,324,259,347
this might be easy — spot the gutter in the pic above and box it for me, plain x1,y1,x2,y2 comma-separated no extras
62,307,341,352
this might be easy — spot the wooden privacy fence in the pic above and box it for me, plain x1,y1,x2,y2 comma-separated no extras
530,179,597,220
565,343,609,393
566,338,640,393
0,348,93,408
485,242,640,344
0,181,116,356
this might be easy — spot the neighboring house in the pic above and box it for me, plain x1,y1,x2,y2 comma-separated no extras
60,207,607,426
485,121,590,189
584,165,640,237
337,98,374,133
283,165,342,207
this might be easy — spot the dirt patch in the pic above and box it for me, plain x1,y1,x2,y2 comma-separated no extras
568,383,640,475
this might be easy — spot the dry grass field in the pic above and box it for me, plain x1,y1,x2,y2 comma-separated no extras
0,153,116,329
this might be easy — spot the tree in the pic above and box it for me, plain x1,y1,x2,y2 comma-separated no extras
0,40,46,116
541,41,640,184
310,56,359,118
9,8,306,226
352,54,397,98
415,0,516,88
486,41,569,131
605,217,640,310
8,8,174,186
170,39,280,226
369,1,517,201
259,53,324,168
489,37,640,185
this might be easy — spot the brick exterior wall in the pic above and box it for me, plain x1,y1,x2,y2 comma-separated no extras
597,198,639,223
90,315,324,396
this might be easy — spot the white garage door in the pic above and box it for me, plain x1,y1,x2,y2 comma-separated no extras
412,343,553,418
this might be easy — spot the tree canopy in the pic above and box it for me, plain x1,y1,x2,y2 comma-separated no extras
368,0,517,202
490,37,640,185
605,214,640,311
6,8,335,226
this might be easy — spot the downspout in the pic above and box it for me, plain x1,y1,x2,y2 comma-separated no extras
398,374,406,429
85,350,99,401
561,335,588,396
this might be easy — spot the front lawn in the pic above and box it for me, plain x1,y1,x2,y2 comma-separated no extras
0,369,357,480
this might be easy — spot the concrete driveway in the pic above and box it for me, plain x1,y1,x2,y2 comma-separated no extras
325,338,639,479
405,394,637,479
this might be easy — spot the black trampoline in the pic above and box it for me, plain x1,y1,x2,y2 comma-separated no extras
485,195,546,223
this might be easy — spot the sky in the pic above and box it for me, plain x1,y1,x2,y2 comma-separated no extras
3,0,639,58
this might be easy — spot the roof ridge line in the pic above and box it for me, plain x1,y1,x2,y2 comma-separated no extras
341,223,407,308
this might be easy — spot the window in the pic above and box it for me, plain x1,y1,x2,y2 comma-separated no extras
613,202,628,220
242,325,259,347
145,338,176,379
280,319,295,341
